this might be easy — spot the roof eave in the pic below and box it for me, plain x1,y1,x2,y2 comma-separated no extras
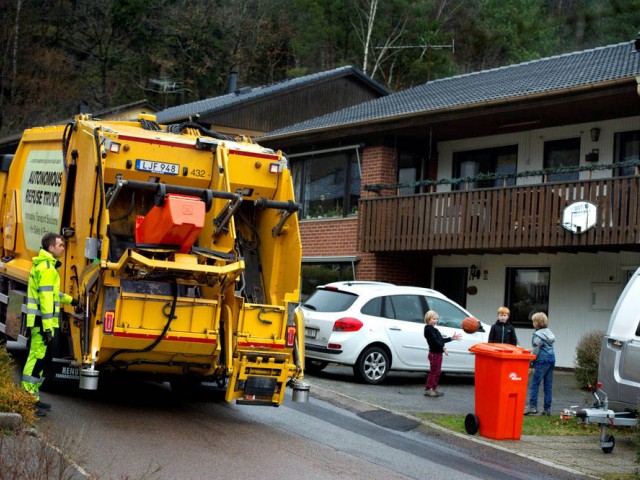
263,76,637,143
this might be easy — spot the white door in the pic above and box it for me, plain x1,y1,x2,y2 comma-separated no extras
382,294,430,368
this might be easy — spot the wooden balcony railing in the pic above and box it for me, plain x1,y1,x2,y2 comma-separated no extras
358,176,640,253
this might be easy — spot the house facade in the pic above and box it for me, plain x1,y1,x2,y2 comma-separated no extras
260,41,640,368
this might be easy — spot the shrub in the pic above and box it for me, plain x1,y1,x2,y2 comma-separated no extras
0,429,91,480
0,345,36,426
574,330,604,389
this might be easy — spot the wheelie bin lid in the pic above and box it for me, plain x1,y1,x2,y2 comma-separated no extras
469,342,535,359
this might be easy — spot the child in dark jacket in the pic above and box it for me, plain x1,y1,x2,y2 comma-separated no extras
488,306,518,345
423,310,461,397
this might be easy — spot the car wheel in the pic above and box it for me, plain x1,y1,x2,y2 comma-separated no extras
305,359,329,373
354,346,389,384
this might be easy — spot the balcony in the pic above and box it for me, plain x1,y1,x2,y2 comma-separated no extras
358,176,640,254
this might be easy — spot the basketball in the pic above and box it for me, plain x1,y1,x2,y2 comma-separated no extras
462,317,479,334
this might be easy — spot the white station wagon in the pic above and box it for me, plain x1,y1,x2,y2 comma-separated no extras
300,281,490,384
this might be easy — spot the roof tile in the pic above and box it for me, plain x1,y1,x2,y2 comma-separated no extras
263,41,640,139
155,66,390,124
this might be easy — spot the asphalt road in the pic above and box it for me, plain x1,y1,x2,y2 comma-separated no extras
33,377,586,480
4,343,629,479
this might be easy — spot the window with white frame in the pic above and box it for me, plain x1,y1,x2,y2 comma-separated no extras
291,149,361,219
452,145,517,190
543,138,580,182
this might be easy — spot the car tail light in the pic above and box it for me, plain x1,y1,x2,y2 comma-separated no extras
333,317,363,332
286,326,296,347
103,310,115,334
328,343,342,349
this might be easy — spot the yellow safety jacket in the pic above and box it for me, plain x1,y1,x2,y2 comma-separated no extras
26,249,72,333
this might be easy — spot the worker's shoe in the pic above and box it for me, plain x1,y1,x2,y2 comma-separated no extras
524,406,539,416
541,410,551,416
34,408,47,418
424,389,438,397
35,400,51,411
434,390,444,397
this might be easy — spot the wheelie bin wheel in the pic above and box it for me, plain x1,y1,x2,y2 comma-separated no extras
602,434,615,454
465,413,479,435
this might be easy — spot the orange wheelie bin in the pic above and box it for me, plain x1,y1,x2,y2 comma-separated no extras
465,343,535,440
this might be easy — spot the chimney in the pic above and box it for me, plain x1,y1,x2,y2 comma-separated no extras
78,101,90,114
228,71,238,94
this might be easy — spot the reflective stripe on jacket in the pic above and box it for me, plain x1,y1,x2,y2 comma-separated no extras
26,249,72,332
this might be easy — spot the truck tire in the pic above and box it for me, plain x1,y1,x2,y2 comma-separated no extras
305,359,329,373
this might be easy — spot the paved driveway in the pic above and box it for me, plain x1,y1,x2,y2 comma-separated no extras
305,364,591,416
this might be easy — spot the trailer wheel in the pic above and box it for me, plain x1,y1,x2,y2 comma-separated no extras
602,434,615,454
465,414,479,435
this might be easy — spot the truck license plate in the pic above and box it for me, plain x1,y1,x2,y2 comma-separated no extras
305,328,317,339
135,159,179,175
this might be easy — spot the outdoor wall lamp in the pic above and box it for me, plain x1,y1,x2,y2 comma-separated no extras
469,264,480,280
590,127,601,142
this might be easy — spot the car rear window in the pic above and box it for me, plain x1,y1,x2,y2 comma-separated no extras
302,288,358,313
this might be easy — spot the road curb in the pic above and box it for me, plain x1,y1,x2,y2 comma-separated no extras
307,381,599,479
0,412,22,430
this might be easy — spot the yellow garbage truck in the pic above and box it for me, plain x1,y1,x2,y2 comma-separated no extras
0,113,307,406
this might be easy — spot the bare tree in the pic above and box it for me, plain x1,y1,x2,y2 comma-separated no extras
351,0,408,85
0,0,22,120
352,0,378,74
66,0,118,108
10,0,21,100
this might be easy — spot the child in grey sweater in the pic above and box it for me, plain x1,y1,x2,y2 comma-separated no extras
524,312,556,416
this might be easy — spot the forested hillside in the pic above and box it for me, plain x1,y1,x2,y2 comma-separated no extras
1,0,639,136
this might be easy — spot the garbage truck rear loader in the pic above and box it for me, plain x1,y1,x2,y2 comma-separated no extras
0,114,307,406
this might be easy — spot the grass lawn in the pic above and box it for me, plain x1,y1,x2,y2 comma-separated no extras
418,413,640,480
417,412,635,437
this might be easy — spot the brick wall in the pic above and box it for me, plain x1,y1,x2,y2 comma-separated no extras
300,218,358,257
299,144,431,285
360,145,396,198
357,252,432,286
